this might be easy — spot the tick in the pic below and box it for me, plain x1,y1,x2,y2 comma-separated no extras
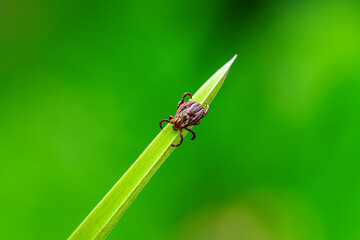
159,92,209,147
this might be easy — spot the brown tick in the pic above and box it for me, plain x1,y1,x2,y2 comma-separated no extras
159,92,209,147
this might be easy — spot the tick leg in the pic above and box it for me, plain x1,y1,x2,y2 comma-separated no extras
204,103,209,116
160,119,173,130
171,129,183,147
177,92,193,109
184,127,196,141
169,115,174,120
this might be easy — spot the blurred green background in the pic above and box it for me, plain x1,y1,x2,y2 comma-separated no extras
1,0,360,239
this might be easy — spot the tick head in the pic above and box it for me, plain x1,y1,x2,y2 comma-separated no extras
174,113,189,129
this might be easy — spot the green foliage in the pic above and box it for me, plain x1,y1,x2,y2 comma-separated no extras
68,56,237,240
2,1,360,240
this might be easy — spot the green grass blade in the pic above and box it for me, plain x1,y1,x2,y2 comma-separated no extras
68,55,237,240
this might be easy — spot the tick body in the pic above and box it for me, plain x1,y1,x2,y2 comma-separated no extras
159,92,209,147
